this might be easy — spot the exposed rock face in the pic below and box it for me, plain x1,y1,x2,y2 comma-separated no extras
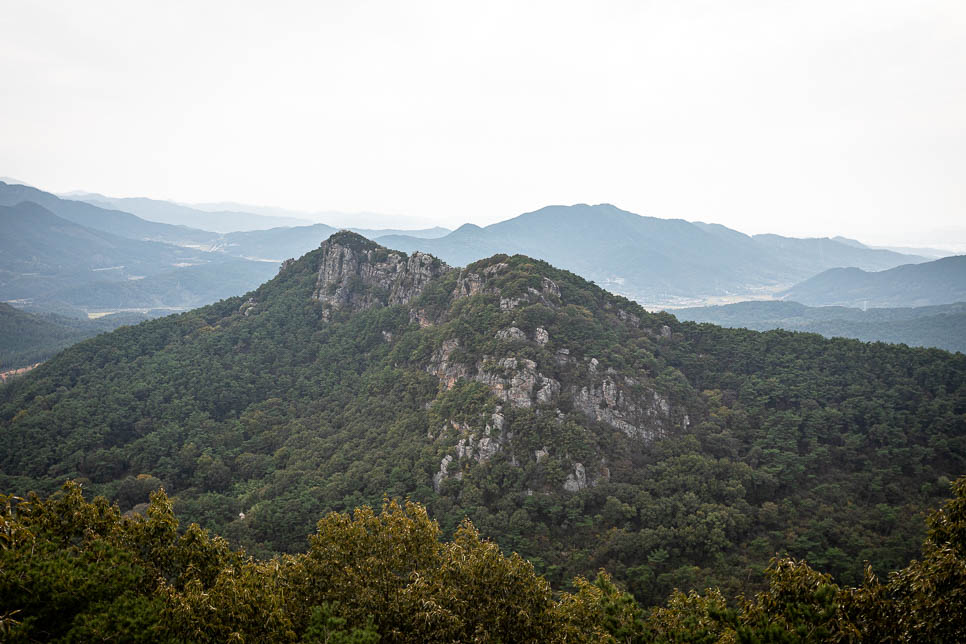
239,297,257,316
429,335,670,441
312,235,451,319
477,357,561,409
452,263,508,300
572,370,671,441
534,327,549,346
499,277,562,311
496,327,527,341
433,454,456,492
428,339,472,389
563,463,587,492
432,410,509,491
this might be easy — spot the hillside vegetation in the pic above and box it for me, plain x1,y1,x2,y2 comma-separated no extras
3,477,965,641
1,232,963,610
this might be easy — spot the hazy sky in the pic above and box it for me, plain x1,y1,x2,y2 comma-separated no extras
2,1,964,248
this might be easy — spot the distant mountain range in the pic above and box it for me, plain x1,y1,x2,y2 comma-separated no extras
780,255,966,307
62,192,314,233
675,300,966,354
220,224,451,261
0,181,217,246
3,181,950,317
378,204,926,306
0,181,457,314
64,192,445,232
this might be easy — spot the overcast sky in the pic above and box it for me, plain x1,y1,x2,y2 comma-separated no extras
1,1,964,248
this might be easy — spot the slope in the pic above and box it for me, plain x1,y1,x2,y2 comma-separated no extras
0,181,218,245
675,300,966,353
0,201,279,312
0,302,161,369
781,255,966,307
1,232,963,607
68,192,314,232
0,202,211,298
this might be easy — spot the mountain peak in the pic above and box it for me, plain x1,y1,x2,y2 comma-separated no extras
311,232,451,319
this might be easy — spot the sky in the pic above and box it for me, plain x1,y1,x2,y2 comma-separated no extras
1,1,964,249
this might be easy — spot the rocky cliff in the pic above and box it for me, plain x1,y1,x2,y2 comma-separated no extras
301,233,686,495
311,231,452,319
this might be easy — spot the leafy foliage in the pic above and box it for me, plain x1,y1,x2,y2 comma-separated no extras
3,479,966,640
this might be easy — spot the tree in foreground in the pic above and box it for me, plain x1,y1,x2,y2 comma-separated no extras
2,477,966,641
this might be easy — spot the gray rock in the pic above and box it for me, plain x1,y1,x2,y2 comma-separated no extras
534,326,549,346
496,327,527,341
312,238,451,319
563,462,587,492
433,454,454,492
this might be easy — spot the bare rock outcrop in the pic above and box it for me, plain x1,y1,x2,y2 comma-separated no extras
312,234,451,319
572,366,672,441
432,410,510,491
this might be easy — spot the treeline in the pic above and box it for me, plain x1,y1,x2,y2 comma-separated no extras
2,478,965,642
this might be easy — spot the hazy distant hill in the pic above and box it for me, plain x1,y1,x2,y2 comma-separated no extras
0,201,277,312
0,182,451,314
831,236,954,259
675,300,966,353
0,181,217,245
379,204,925,306
781,255,966,307
64,192,313,233
36,257,278,311
0,202,207,297
220,224,451,261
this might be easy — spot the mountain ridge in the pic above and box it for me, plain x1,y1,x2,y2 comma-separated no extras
2,231,962,607
376,204,926,306
781,255,966,307
675,299,966,353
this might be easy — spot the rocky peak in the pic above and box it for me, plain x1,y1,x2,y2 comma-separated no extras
312,232,452,319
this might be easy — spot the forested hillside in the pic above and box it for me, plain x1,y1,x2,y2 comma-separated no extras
0,303,161,370
1,232,963,610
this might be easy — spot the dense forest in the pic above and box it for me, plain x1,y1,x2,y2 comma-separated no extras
2,477,965,641
0,303,162,370
1,232,964,613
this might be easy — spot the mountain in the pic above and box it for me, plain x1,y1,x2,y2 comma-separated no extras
0,202,209,298
2,231,962,609
189,200,443,230
65,192,313,233
0,181,218,246
378,204,925,306
0,201,278,313
832,236,954,259
0,302,163,369
675,300,966,353
781,255,966,307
